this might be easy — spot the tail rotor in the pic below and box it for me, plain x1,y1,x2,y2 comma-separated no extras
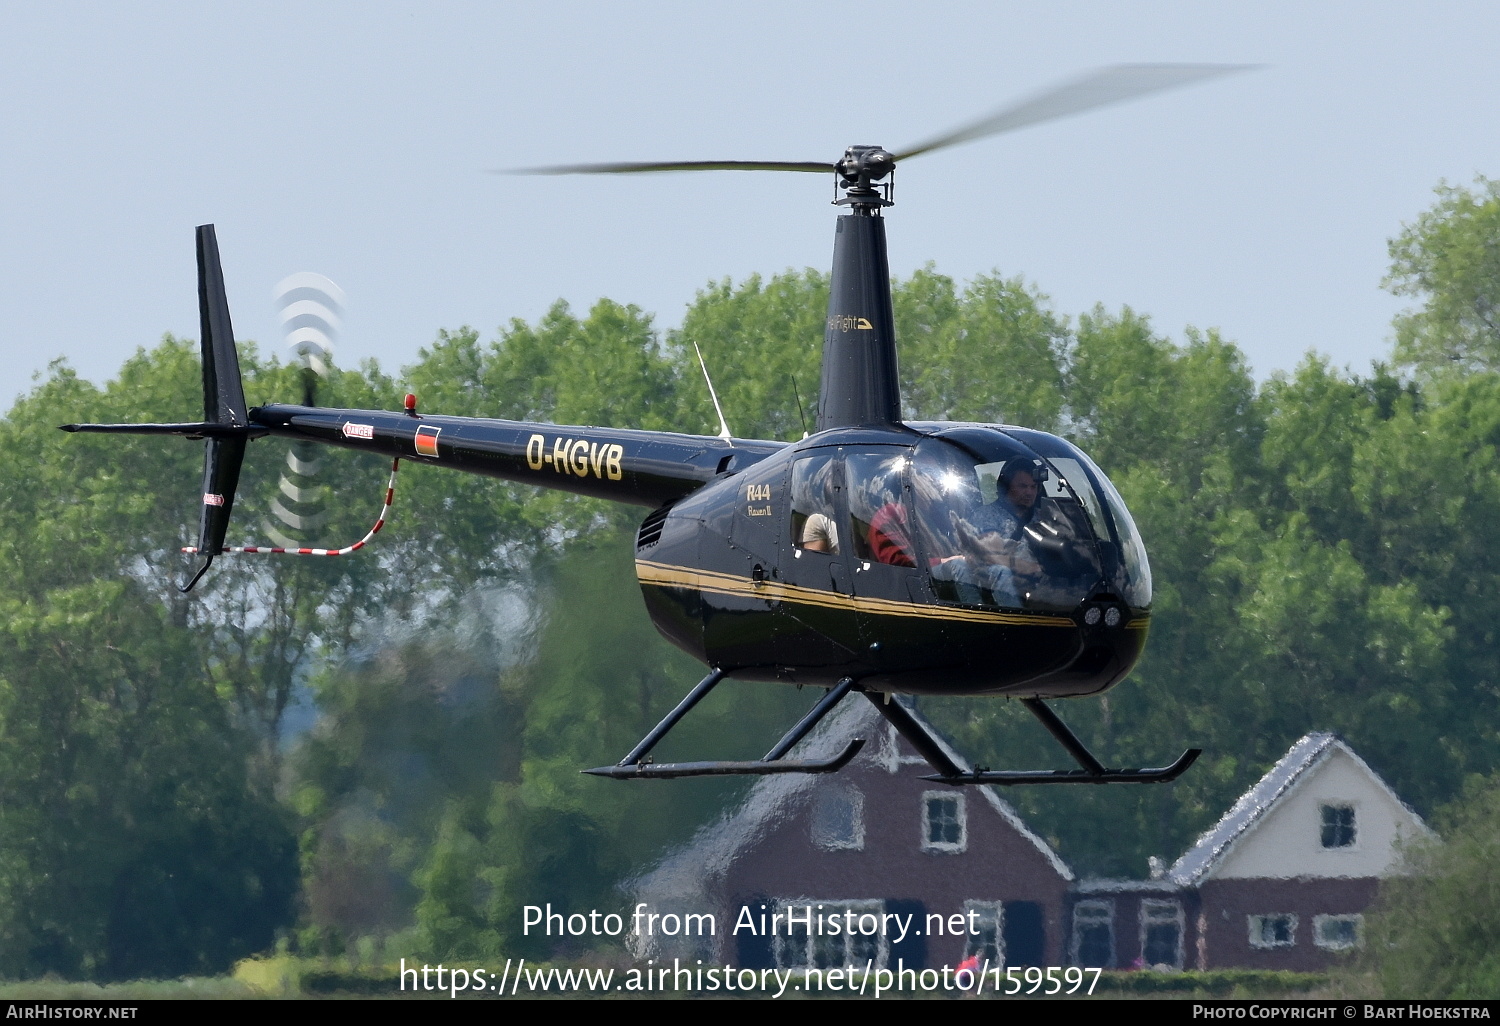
264,273,344,547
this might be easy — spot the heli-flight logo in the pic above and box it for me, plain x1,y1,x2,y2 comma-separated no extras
203,493,225,506
415,425,441,457
342,422,375,440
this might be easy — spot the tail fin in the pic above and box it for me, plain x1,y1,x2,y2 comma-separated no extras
60,226,259,591
197,225,249,428
182,225,250,591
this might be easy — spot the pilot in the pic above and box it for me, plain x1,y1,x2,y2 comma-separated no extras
929,456,1047,608
981,456,1045,541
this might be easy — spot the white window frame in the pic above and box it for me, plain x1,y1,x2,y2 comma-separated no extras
1319,802,1359,850
1071,899,1115,967
1139,898,1185,970
961,901,1004,967
920,791,967,853
810,786,865,851
772,899,889,972
1312,913,1363,951
1248,914,1298,949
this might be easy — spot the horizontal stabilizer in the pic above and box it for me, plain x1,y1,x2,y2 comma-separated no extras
59,421,266,438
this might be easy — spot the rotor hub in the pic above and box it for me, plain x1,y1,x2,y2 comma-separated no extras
834,146,896,211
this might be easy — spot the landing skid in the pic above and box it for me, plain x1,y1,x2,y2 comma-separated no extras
583,671,865,779
584,670,1198,784
871,693,1200,786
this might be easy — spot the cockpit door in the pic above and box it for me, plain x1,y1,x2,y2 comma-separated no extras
776,449,858,670
842,447,941,674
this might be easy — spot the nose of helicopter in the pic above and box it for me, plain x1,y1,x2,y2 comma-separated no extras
1053,592,1150,696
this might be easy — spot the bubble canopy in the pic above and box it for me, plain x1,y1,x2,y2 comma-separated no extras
878,425,1152,614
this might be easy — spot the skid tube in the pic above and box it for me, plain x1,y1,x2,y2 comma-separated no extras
869,693,1200,786
583,671,865,780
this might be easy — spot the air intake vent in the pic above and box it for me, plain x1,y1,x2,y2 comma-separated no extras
636,505,671,550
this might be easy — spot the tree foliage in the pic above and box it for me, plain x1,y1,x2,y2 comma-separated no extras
7,176,1500,973
1387,176,1500,374
1365,775,1500,997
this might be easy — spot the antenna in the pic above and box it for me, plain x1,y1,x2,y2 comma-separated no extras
791,376,810,439
693,341,733,443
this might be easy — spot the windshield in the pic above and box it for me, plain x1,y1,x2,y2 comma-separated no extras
1001,427,1152,609
907,431,1104,614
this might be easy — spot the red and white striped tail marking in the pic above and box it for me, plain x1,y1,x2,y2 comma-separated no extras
183,458,400,557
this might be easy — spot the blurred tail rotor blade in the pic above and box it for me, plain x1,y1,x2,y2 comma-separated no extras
893,63,1258,162
275,271,344,406
266,272,344,543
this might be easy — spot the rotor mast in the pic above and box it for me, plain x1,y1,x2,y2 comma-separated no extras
817,146,902,431
500,65,1254,433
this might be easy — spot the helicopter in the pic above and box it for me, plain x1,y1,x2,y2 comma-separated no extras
64,64,1250,786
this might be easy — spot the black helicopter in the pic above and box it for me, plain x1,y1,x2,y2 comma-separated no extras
65,65,1248,786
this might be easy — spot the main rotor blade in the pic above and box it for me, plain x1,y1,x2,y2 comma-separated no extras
893,63,1257,162
500,159,834,176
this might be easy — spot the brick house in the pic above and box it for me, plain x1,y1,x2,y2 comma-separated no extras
635,717,1428,972
631,697,1074,971
1165,732,1430,970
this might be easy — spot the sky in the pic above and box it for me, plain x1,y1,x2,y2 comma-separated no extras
4,2,1500,408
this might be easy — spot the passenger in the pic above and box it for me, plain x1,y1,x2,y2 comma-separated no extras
866,499,917,567
793,457,842,555
799,512,839,554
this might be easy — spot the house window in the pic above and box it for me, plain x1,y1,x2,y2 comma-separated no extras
1140,899,1184,970
1071,900,1114,967
773,900,887,971
922,792,966,853
1313,914,1363,951
811,787,864,850
962,902,1004,966
1249,914,1297,949
1321,804,1356,848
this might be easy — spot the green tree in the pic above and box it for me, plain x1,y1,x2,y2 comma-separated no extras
1386,176,1500,374
898,268,1068,428
1365,774,1500,997
0,339,413,979
672,271,827,441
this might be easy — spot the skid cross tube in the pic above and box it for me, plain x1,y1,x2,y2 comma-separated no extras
872,692,1200,786
1021,697,1106,775
584,673,865,780
763,678,858,761
864,690,964,778
616,668,726,768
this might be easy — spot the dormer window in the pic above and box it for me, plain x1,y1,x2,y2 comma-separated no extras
1320,804,1356,849
922,792,966,853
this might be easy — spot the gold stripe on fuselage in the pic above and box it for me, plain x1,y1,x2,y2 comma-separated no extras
635,559,1079,628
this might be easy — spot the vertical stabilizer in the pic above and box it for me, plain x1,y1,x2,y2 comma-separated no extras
197,225,249,427
184,225,249,590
